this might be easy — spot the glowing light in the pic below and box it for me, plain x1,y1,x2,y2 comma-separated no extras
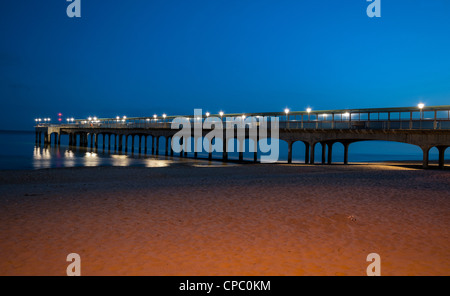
206,112,210,117
242,115,246,119
153,114,157,119
418,103,425,109
163,114,167,119
306,108,312,113
219,111,224,117
284,108,290,114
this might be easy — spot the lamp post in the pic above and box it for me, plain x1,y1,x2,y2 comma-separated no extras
285,108,290,128
307,108,312,122
418,103,425,129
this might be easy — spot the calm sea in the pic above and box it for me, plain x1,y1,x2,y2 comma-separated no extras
0,130,444,170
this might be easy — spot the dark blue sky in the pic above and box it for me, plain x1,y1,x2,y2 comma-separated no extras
1,0,449,130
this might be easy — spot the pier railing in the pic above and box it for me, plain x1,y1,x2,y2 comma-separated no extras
37,119,450,130
35,105,450,131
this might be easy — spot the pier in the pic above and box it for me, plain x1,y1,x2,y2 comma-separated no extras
35,106,450,169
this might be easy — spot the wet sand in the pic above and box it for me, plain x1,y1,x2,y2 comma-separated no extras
0,163,449,276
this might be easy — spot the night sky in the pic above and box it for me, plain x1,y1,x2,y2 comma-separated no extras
1,0,449,131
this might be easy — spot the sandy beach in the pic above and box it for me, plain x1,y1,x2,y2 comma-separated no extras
0,163,449,276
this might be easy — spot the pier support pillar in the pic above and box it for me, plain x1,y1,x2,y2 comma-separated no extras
438,146,447,169
321,142,326,164
103,134,106,150
343,142,350,165
287,141,293,164
139,135,142,154
194,137,198,158
118,135,122,152
422,147,430,169
45,133,50,145
165,137,169,156
170,137,174,156
310,143,316,164
327,142,333,165
223,137,228,161
152,136,155,155
125,135,128,153
145,136,148,154
304,142,310,164
156,137,160,155
131,136,135,154
94,134,98,150
238,139,244,162
208,139,213,161
179,137,184,158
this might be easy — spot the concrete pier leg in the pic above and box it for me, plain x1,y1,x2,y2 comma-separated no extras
179,137,184,158
344,142,349,165
144,136,148,154
103,134,105,150
54,133,57,146
95,134,98,150
156,137,160,155
108,134,111,151
287,142,293,164
125,135,128,154
152,137,155,155
139,136,142,154
90,134,94,149
223,137,228,161
238,139,244,162
194,137,198,158
131,136,135,154
208,139,213,160
39,132,42,145
321,142,326,164
304,142,310,164
438,146,447,169
253,137,258,163
310,143,316,164
165,137,169,156
422,147,430,169
327,142,333,165
118,135,122,152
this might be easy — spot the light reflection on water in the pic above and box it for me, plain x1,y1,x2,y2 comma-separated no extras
28,145,236,170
